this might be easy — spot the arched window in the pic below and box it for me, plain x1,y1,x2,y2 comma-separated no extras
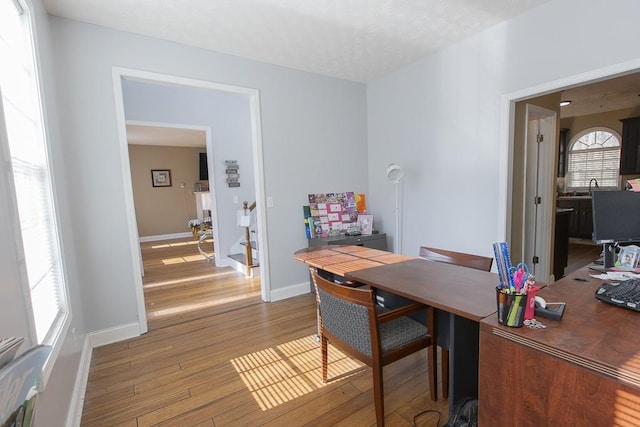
566,127,621,191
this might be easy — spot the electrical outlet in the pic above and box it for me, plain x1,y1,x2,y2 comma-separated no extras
180,182,186,189
233,195,238,204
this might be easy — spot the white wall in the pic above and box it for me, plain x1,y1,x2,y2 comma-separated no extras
21,0,640,424
122,79,254,258
367,0,640,260
1,1,87,426
49,16,369,334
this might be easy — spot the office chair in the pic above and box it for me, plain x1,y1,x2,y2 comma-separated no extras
419,246,493,399
312,271,437,426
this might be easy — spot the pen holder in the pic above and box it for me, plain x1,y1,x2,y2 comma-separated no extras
496,288,527,327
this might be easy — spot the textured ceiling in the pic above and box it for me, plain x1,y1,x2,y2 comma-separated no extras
559,72,640,119
42,0,552,82
49,0,640,143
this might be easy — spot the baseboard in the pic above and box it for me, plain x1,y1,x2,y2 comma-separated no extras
139,232,192,243
66,337,92,427
88,322,142,348
66,323,140,426
270,281,311,302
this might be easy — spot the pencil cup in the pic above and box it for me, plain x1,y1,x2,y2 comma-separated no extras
496,288,527,327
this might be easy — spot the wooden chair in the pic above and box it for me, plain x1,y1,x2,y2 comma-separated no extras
312,271,437,426
418,246,493,399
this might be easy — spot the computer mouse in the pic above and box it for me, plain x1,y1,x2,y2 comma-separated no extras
534,296,547,309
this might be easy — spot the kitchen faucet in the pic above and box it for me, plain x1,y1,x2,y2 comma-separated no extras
588,178,599,195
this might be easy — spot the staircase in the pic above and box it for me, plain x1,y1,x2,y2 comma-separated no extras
228,201,260,278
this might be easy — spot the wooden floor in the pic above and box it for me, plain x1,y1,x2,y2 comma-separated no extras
80,238,447,426
565,240,602,277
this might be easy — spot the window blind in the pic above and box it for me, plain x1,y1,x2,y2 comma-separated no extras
1,0,67,343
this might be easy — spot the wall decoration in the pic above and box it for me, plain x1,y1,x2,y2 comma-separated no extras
225,160,240,187
308,192,359,237
151,169,172,187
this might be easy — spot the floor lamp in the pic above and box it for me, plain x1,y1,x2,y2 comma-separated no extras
386,164,404,254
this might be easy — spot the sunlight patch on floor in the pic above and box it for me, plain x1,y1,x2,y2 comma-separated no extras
162,254,212,265
143,270,240,289
230,335,364,410
150,240,199,249
147,290,262,318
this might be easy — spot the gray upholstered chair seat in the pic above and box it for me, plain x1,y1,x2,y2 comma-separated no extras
379,316,428,353
312,270,437,426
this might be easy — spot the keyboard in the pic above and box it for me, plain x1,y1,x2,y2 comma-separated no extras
595,279,640,312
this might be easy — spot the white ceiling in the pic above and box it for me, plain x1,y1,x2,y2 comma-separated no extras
42,0,552,83
53,0,640,144
127,124,206,147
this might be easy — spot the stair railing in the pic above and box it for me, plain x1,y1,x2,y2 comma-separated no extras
242,201,257,276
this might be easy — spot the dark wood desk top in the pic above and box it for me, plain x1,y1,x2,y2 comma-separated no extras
345,258,499,321
481,267,640,389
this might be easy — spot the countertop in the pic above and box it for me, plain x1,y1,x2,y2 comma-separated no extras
557,195,592,200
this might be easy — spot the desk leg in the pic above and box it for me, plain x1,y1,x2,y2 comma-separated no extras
447,314,479,416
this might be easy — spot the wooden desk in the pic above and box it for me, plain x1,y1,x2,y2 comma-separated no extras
345,258,498,413
294,245,412,278
479,267,640,425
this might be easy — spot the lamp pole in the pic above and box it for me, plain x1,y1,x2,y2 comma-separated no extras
386,164,404,254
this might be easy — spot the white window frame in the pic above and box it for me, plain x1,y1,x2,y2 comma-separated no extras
565,126,621,192
0,0,71,387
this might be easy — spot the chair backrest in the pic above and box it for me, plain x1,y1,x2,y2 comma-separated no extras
419,246,493,272
312,272,377,358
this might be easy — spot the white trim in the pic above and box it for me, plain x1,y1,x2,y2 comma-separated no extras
88,322,142,348
66,337,92,427
499,59,640,245
112,71,148,334
270,281,311,302
248,92,271,301
111,67,270,334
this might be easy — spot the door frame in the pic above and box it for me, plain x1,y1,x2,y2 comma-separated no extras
498,59,640,266
112,67,270,334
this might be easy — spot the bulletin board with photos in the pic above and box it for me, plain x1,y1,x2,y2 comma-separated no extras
306,192,369,238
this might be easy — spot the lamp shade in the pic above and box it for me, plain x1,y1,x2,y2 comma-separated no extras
386,163,404,184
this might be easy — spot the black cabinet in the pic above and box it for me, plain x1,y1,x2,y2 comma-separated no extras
308,233,387,250
620,117,640,175
554,209,572,279
558,128,569,177
557,199,592,239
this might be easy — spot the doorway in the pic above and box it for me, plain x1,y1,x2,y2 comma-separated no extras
501,60,640,282
112,67,270,334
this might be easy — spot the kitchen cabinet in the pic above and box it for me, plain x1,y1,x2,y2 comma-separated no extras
620,117,640,175
553,208,572,279
557,128,569,177
557,198,593,239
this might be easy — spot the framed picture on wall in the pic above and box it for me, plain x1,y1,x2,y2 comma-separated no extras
151,169,172,187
